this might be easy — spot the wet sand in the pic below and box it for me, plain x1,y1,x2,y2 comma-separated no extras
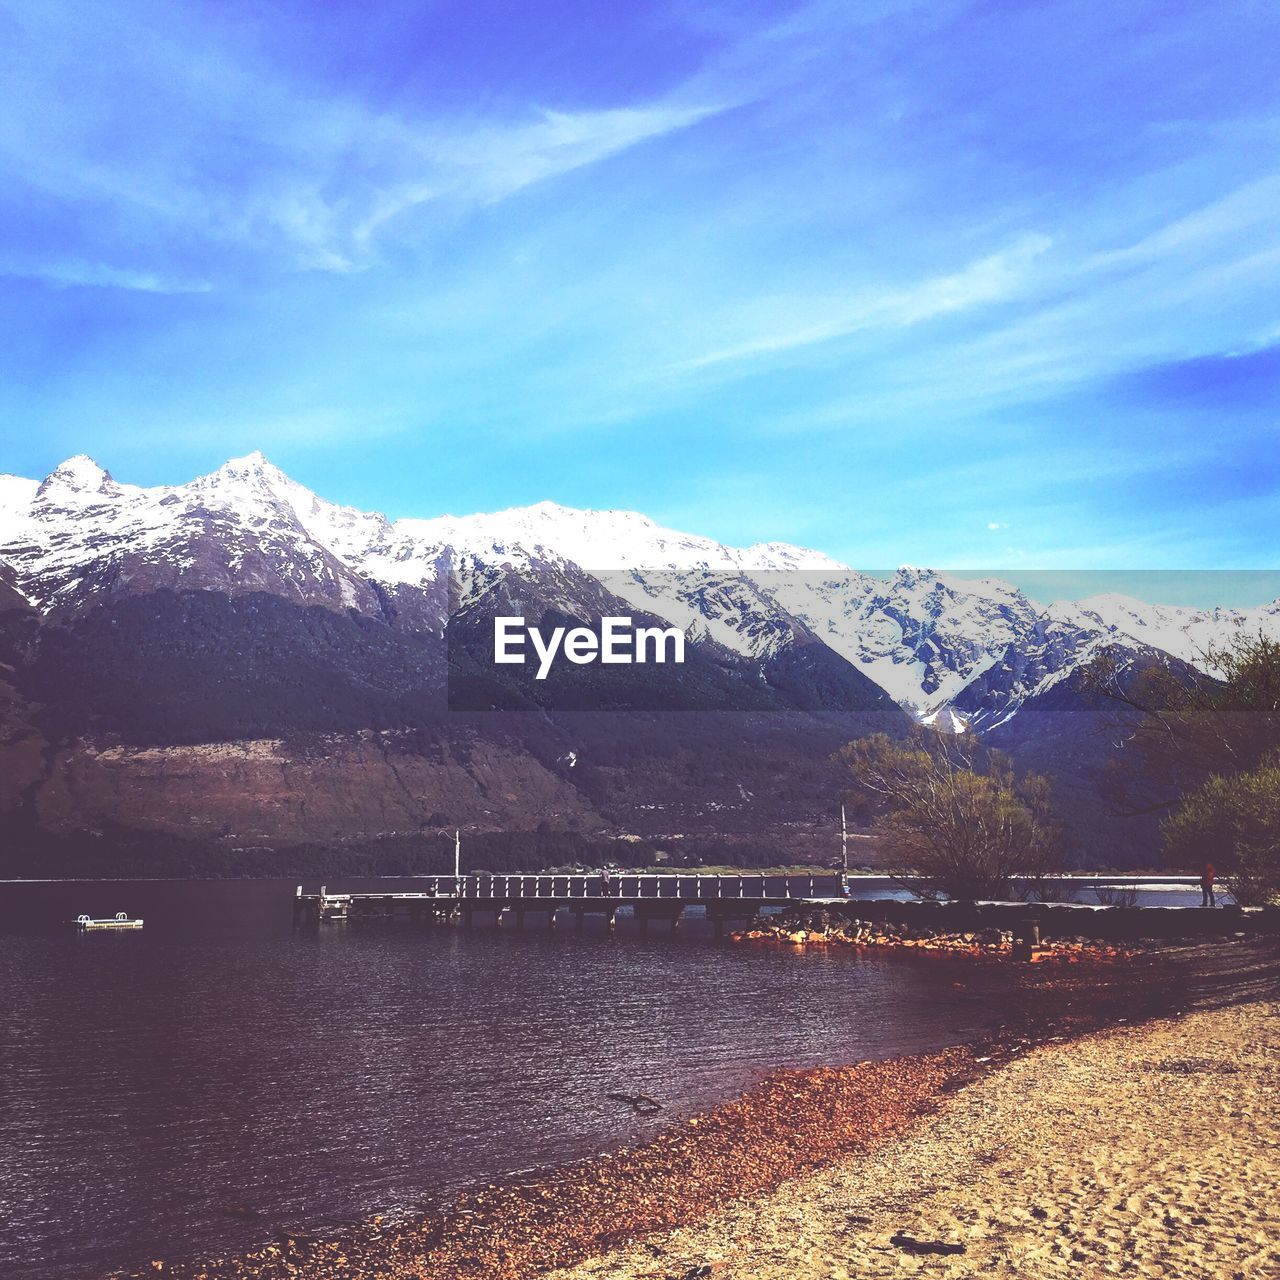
548,942,1280,1280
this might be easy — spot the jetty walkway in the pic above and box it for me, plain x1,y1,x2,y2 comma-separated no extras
287,872,1274,941
295,872,843,933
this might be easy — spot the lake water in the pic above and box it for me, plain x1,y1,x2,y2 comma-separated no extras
3,878,1032,1278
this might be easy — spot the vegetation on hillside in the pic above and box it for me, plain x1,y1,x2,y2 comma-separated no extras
1089,633,1280,905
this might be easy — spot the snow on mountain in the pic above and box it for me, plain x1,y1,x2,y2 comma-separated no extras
196,451,392,560
394,500,843,575
601,567,817,659
1044,593,1280,669
348,499,845,656
0,452,382,616
34,454,133,501
922,705,973,734
0,473,39,543
768,567,1043,718
1,452,1276,724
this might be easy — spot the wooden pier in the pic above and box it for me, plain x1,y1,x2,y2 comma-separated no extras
286,873,1273,942
293,872,844,934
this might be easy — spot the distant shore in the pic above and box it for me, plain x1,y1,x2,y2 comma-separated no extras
116,940,1186,1280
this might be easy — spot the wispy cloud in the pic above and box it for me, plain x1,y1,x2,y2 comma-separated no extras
0,258,212,294
349,101,728,253
1085,176,1280,273
676,232,1053,370
0,1,732,280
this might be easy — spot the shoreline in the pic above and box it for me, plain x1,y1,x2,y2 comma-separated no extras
547,938,1280,1280
115,947,1173,1280
119,1050,986,1279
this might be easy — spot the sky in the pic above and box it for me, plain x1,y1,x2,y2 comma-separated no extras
1,0,1278,584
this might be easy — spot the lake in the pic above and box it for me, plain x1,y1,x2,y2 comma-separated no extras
3,877,1037,1278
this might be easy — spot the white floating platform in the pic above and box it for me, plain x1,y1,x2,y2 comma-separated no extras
74,913,144,931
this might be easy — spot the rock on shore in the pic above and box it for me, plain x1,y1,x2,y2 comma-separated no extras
731,907,1131,963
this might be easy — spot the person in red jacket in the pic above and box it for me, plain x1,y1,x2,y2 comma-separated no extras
1200,862,1216,908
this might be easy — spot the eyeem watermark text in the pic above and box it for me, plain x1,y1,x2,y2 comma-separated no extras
494,616,686,680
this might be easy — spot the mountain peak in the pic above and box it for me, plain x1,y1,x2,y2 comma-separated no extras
1074,592,1148,611
890,566,1029,602
893,565,944,591
743,541,848,571
199,453,322,511
211,451,290,484
524,499,584,516
36,455,118,499
509,499,655,526
191,452,392,558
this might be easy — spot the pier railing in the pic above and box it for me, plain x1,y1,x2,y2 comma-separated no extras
293,872,846,930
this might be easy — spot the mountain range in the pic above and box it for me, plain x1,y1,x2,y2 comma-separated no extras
0,453,1268,874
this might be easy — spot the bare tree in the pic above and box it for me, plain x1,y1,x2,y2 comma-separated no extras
836,730,1061,901
1086,634,1280,787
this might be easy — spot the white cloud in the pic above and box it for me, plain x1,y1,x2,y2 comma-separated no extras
350,101,727,250
0,1,733,281
677,232,1053,370
0,258,212,294
1085,176,1280,273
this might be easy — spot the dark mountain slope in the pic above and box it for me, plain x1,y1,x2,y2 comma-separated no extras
26,590,448,745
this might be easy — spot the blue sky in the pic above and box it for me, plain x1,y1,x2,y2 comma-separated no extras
1,0,1278,583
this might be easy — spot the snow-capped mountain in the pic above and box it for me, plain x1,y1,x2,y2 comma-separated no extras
0,453,384,618
1048,594,1278,668
1,452,1276,727
767,568,1045,717
398,500,847,575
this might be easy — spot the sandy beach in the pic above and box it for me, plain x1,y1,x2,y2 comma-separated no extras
547,948,1280,1280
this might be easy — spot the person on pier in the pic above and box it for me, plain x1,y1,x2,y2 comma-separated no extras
1200,862,1217,908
